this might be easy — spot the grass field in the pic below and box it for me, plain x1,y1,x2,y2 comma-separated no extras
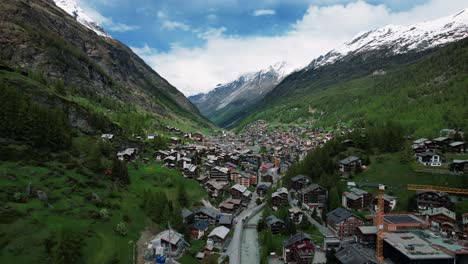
0,159,207,264
353,152,467,212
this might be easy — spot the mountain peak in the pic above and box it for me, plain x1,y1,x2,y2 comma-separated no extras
308,8,468,69
53,0,110,38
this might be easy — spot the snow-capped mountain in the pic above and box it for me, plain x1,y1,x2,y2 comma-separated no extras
308,9,468,69
189,62,294,124
53,0,110,37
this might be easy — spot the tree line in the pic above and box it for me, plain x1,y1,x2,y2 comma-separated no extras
0,84,71,151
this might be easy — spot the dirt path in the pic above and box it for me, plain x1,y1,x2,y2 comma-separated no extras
136,227,159,264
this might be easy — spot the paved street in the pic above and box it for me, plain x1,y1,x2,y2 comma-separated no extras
221,192,260,264
288,192,328,236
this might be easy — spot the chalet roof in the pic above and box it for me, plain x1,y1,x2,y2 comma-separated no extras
433,137,450,142
184,164,197,172
343,191,361,201
224,162,238,168
449,141,465,147
194,207,219,219
339,156,360,165
156,150,170,155
208,226,230,239
336,245,377,264
272,187,288,198
291,174,309,182
420,207,456,221
101,133,114,139
218,214,233,225
192,220,209,231
416,190,449,198
257,184,269,191
415,151,438,157
300,184,326,194
358,226,377,235
413,138,428,144
349,187,368,196
231,184,247,193
265,215,285,226
206,180,228,190
283,233,312,248
226,198,242,205
213,166,229,174
117,148,137,157
151,229,187,247
327,208,356,225
220,202,235,210
243,190,252,197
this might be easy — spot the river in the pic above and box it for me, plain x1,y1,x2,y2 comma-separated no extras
240,210,262,264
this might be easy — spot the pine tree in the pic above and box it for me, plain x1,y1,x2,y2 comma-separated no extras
178,184,189,208
171,201,184,233
86,144,103,173
53,229,83,264
111,157,130,185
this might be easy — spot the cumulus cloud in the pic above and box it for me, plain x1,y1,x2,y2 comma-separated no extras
132,0,468,96
253,9,276,16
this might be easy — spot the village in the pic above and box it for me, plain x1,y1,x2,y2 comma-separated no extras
108,121,468,264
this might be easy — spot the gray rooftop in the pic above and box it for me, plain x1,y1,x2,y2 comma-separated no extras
384,232,453,260
327,208,356,225
339,156,360,165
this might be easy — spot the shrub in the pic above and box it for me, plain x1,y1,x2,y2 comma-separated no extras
115,221,127,236
99,208,110,220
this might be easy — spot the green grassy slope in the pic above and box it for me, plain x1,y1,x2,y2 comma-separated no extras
236,38,468,136
0,160,206,263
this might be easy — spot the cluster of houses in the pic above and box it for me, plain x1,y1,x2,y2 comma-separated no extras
412,129,467,171
109,122,467,263
323,187,468,264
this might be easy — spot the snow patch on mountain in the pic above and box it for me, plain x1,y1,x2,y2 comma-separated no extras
53,0,110,38
189,62,297,116
308,8,468,69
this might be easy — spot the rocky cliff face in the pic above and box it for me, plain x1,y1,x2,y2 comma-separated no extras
0,0,204,124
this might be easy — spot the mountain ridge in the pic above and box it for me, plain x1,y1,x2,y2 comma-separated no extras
307,8,468,70
53,0,110,37
0,0,213,134
189,61,293,127
231,9,468,134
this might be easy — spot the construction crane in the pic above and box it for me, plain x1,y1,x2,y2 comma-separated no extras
376,184,386,263
407,184,468,195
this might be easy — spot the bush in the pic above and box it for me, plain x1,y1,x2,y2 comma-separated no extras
115,221,127,236
99,208,110,220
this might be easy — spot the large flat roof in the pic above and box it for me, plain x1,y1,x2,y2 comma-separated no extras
384,232,453,260
384,214,426,225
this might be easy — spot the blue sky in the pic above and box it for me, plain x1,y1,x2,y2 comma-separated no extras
80,0,468,95
86,0,429,51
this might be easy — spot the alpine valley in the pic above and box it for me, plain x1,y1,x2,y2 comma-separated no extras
195,9,468,135
1,1,468,264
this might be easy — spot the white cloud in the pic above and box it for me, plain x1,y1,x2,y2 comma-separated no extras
253,9,276,16
162,20,191,31
108,23,140,32
80,1,139,32
133,0,468,96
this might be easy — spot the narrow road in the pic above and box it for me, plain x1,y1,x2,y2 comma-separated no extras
221,192,261,264
288,192,328,236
